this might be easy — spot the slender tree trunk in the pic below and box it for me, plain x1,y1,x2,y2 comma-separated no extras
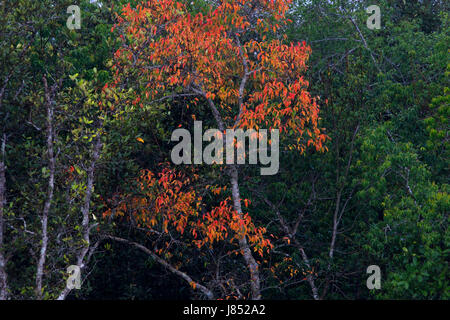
229,165,261,300
0,134,8,300
298,246,319,300
77,136,101,267
201,91,262,300
36,77,56,299
329,190,341,261
57,135,102,300
257,186,319,299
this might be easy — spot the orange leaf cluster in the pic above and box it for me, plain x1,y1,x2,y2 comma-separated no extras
103,166,272,256
112,0,328,153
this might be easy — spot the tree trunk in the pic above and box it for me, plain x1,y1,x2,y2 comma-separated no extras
0,134,8,300
36,77,56,299
203,92,262,300
229,165,261,300
57,135,102,300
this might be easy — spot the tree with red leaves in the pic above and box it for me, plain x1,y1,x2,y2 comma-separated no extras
108,0,327,299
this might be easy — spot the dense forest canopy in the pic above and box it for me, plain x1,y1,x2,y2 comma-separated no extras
0,0,448,300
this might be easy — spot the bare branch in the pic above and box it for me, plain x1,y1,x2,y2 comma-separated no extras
104,235,215,300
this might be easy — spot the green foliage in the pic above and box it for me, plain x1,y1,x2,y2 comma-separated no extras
355,124,449,299
0,0,448,300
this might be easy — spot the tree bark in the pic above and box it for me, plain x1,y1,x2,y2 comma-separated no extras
36,76,56,299
229,165,261,300
201,90,262,300
57,135,102,300
0,134,8,300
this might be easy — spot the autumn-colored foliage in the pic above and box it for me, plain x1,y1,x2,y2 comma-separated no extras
107,0,328,298
112,0,327,151
1,0,448,302
103,166,272,257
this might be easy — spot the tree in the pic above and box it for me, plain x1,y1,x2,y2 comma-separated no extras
0,0,117,299
1,0,447,301
108,0,327,299
355,124,449,299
